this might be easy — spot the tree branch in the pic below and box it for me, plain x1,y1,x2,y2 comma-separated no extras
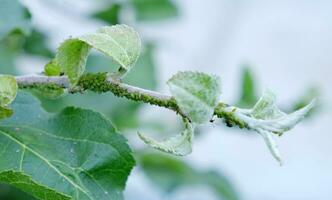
15,73,246,128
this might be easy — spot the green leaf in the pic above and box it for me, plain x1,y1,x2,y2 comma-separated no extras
79,25,141,74
0,171,70,200
237,66,257,107
0,106,13,120
0,92,135,200
138,119,194,156
131,0,178,21
44,60,62,76
139,152,240,200
0,75,18,107
54,25,141,84
31,85,66,100
256,129,282,165
0,0,31,39
93,4,121,25
167,71,221,124
55,39,90,84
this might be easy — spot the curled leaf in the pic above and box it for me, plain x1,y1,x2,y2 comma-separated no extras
0,75,18,107
138,119,194,156
55,39,90,84
257,128,282,165
79,25,141,72
251,90,284,119
44,60,61,76
52,24,141,84
231,90,315,163
248,90,316,134
167,71,221,124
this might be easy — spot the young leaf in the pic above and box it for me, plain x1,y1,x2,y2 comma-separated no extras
0,92,135,200
232,90,315,164
249,90,316,134
167,71,221,124
44,60,61,76
55,39,90,84
251,90,284,120
0,75,18,107
54,25,141,84
256,129,282,165
138,119,194,156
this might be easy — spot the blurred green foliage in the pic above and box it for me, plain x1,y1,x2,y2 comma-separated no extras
237,65,257,108
93,3,121,25
0,0,31,39
23,29,53,58
93,0,178,23
139,152,240,200
130,0,178,21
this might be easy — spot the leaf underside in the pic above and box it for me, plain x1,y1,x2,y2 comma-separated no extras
138,119,194,156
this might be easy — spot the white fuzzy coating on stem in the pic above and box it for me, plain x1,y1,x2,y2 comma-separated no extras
114,82,172,102
15,75,71,88
15,74,172,101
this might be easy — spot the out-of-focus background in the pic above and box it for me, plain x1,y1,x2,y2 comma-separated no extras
0,0,331,199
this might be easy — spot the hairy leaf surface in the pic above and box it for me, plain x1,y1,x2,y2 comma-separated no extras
168,71,221,124
138,119,194,156
0,92,135,200
54,25,141,84
236,90,315,164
